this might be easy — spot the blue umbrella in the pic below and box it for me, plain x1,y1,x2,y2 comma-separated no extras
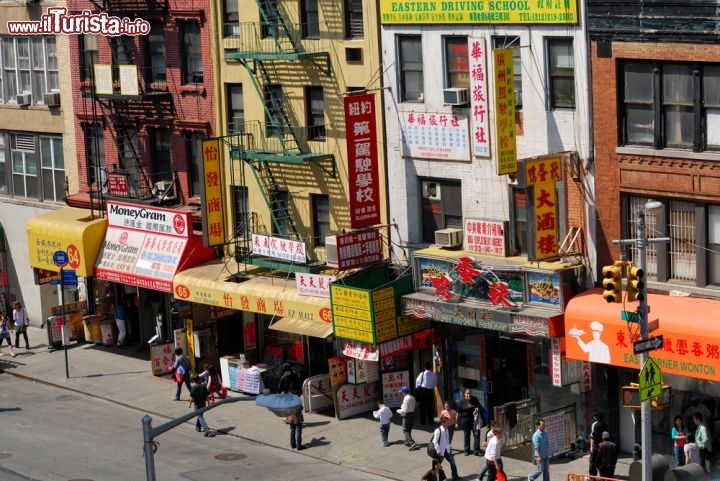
256,393,302,417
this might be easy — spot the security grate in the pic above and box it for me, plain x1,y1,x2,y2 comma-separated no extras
668,200,695,283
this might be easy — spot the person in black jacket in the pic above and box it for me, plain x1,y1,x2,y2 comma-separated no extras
589,411,608,475
456,389,482,456
278,363,301,395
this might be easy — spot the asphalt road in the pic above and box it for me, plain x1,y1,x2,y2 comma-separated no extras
0,374,392,481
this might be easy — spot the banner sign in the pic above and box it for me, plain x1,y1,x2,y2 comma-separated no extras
526,156,561,260
336,229,382,271
345,93,381,228
469,37,490,157
251,233,307,263
107,201,191,238
200,138,226,247
464,218,506,256
379,0,578,24
296,273,336,297
401,112,470,161
494,49,517,175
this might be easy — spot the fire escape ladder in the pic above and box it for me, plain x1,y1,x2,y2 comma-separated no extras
252,161,300,241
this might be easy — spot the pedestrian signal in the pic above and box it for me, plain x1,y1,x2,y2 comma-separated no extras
602,265,623,303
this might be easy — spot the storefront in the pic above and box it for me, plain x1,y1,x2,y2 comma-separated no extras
93,201,216,351
26,206,107,336
565,289,720,456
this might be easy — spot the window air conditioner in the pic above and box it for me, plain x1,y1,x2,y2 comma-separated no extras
325,235,339,267
443,87,470,106
435,228,463,248
422,181,441,200
43,92,61,107
16,93,31,106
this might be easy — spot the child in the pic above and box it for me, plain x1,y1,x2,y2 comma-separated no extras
0,315,15,357
421,459,447,481
684,432,700,466
440,401,457,446
199,364,223,404
373,400,393,447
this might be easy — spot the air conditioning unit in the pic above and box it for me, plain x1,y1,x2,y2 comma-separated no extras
422,181,441,200
325,235,339,267
16,93,31,106
443,87,470,106
435,228,463,248
43,92,60,107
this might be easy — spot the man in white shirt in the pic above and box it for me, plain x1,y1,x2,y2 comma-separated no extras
484,427,504,481
416,361,438,425
433,414,460,480
397,386,417,449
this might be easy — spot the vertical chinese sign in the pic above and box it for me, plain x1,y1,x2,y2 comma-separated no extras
201,138,226,247
469,37,490,157
344,93,381,228
525,156,562,261
493,48,517,175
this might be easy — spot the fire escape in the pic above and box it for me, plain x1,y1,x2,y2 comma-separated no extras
81,0,182,206
224,0,335,272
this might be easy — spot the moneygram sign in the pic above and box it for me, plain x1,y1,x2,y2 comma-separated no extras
379,0,578,24
106,201,190,238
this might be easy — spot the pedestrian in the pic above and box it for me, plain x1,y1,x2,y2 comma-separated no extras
199,364,223,404
588,411,607,475
285,404,304,450
528,418,550,481
685,433,701,467
476,421,496,481
114,301,127,346
484,426,504,481
595,431,618,478
12,301,29,350
373,400,393,447
188,374,211,436
278,363,301,395
0,314,16,357
416,361,438,424
693,413,712,473
421,459,447,481
457,388,482,456
440,401,457,446
397,386,417,449
672,414,688,467
431,413,460,480
170,347,192,401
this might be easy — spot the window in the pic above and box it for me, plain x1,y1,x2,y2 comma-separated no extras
510,186,528,255
227,83,244,134
180,21,202,84
79,34,98,82
117,128,140,193
398,35,423,102
186,133,202,197
84,124,105,188
709,205,720,285
0,36,57,104
260,0,279,38
264,84,287,137
302,0,320,39
306,86,325,140
40,136,64,202
270,189,292,237
312,194,330,246
444,37,469,89
223,0,240,37
146,23,166,83
150,129,171,178
493,36,522,110
111,36,133,80
0,134,5,194
232,185,249,238
11,133,37,199
420,179,462,243
547,38,574,109
344,0,363,39
621,62,720,152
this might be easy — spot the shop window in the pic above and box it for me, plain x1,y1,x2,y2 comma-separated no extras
444,36,469,89
420,178,462,243
546,37,575,109
397,35,423,103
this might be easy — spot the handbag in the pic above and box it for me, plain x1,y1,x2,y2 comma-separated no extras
426,430,438,458
219,386,228,399
496,470,507,481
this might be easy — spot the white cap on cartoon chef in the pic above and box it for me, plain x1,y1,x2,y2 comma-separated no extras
590,321,604,332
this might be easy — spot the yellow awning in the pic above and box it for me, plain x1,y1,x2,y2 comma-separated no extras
269,317,333,339
172,261,332,325
27,207,107,277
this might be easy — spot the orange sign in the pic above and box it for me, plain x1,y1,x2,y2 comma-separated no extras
526,156,562,261
201,138,225,247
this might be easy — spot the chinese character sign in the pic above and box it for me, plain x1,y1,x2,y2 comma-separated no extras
526,156,562,261
344,93,381,229
469,37,490,157
336,229,382,271
464,218,506,256
251,233,307,264
201,138,226,247
493,48,517,175
401,112,470,161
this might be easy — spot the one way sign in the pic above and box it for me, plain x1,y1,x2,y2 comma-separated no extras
633,335,664,355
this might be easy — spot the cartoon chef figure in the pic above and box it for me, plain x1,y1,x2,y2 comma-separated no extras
571,320,611,364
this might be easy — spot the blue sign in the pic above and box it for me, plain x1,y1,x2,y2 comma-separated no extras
53,250,68,268
50,269,77,286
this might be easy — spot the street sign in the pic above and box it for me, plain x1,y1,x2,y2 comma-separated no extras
633,335,664,355
639,357,662,402
621,310,639,322
648,318,660,333
50,269,77,286
53,250,68,268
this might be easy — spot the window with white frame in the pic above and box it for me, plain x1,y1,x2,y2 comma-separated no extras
621,61,720,152
0,133,6,194
11,133,37,199
0,36,58,104
492,36,523,110
444,36,469,89
546,37,574,109
40,135,64,202
398,35,423,102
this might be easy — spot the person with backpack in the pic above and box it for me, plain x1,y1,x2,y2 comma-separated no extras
170,347,191,401
431,413,460,480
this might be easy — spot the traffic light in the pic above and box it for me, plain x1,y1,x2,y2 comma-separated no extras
627,264,645,302
602,265,623,303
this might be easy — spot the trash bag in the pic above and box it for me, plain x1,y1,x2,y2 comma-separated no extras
255,393,302,417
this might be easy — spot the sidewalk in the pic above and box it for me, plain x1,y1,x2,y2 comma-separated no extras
1,327,632,481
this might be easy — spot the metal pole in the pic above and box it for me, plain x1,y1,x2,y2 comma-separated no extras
636,206,651,481
61,266,69,379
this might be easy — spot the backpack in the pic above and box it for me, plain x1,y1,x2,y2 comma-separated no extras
427,429,439,458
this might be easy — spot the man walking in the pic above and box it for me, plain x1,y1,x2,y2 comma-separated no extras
589,411,608,475
693,413,712,473
432,414,460,480
595,431,618,478
528,418,550,481
415,361,438,425
188,375,211,436
397,386,417,449
484,427,504,481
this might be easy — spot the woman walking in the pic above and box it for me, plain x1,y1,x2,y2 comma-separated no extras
12,301,29,350
0,315,16,356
